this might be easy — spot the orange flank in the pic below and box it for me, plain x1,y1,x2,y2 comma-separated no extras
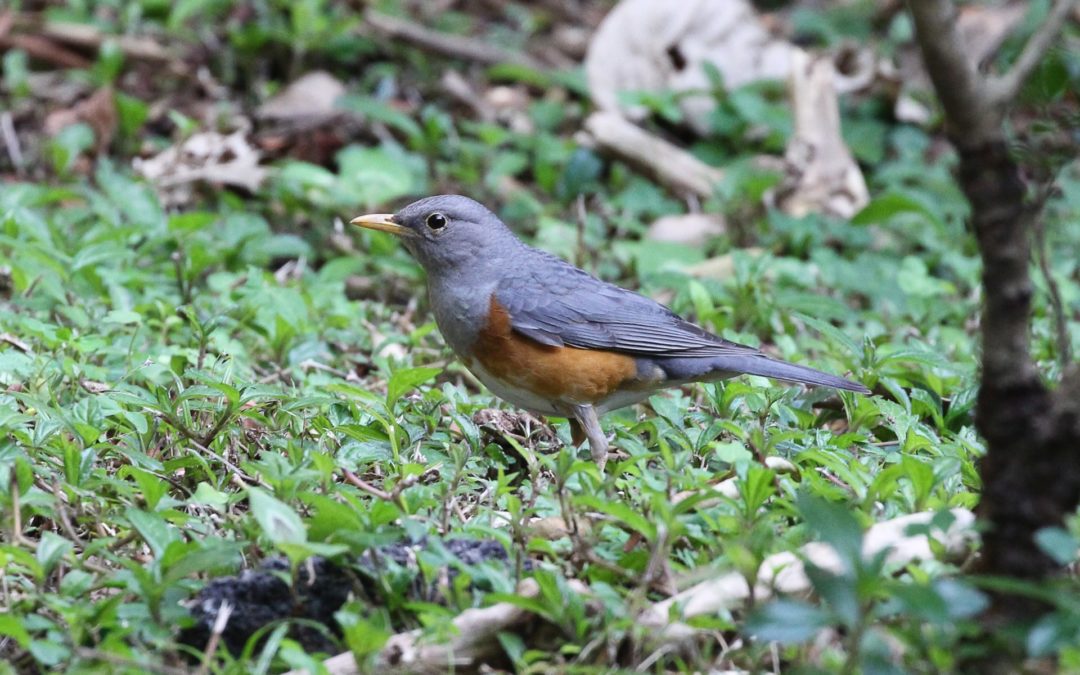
472,295,639,403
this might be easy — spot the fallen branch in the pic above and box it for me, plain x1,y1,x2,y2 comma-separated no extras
364,9,542,70
985,0,1078,104
0,33,91,69
341,468,418,507
3,12,179,67
39,21,176,64
582,111,725,199
0,111,22,173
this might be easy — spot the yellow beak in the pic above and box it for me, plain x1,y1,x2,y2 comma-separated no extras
350,213,410,236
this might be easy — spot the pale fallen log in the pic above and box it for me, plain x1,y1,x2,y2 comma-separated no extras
293,578,588,675
582,111,725,198
640,508,976,645
584,0,794,134
773,50,869,219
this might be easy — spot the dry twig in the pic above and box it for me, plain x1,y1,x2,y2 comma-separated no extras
1,111,24,173
985,0,1078,104
196,601,233,675
364,9,542,69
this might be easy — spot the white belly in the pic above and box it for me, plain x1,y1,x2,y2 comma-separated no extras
464,360,655,417
466,360,564,416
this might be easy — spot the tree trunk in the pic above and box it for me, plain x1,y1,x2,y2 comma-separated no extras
908,0,1080,627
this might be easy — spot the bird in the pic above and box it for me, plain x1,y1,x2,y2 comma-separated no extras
352,195,869,468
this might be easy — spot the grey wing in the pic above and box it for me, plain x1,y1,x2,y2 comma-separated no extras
494,252,760,358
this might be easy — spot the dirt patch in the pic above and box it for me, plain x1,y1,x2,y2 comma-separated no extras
180,537,527,657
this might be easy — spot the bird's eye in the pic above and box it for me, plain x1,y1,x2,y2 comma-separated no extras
426,213,447,230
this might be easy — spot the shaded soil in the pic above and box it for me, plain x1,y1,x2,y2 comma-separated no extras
180,537,526,657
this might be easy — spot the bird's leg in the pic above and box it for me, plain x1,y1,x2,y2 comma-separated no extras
571,404,608,469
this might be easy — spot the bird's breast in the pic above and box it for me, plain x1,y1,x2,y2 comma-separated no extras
460,295,653,414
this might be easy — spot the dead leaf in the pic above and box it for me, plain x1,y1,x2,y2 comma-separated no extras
256,70,345,123
646,213,725,246
895,93,932,125
472,408,559,447
367,325,407,362
483,85,534,134
552,25,589,60
79,379,110,394
133,130,266,206
529,516,587,540
43,86,117,154
38,19,175,64
684,248,765,280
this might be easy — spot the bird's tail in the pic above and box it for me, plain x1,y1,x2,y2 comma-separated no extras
657,354,869,394
729,356,869,393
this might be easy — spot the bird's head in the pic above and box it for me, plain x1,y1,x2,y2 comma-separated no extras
351,195,518,273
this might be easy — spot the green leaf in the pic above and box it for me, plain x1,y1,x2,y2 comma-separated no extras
746,599,830,643
336,144,424,210
1035,527,1078,566
337,606,392,662
805,563,858,627
49,123,94,174
933,578,988,619
386,366,442,407
190,482,230,511
35,532,73,574
59,569,93,596
792,312,861,357
248,488,307,545
796,492,863,571
252,623,290,675
901,455,936,509
126,508,180,558
103,309,142,325
123,466,169,511
162,542,242,583
738,465,777,515
337,95,423,140
1027,612,1075,657
30,639,71,667
302,493,363,542
168,211,217,232
851,190,940,227
0,614,31,648
897,256,955,298
95,159,165,229
712,440,752,464
574,495,656,540
616,240,706,278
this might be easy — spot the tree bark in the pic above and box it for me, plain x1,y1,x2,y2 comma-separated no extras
908,0,1080,618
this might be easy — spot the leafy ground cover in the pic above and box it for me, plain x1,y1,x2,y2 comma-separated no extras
1,1,1079,673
